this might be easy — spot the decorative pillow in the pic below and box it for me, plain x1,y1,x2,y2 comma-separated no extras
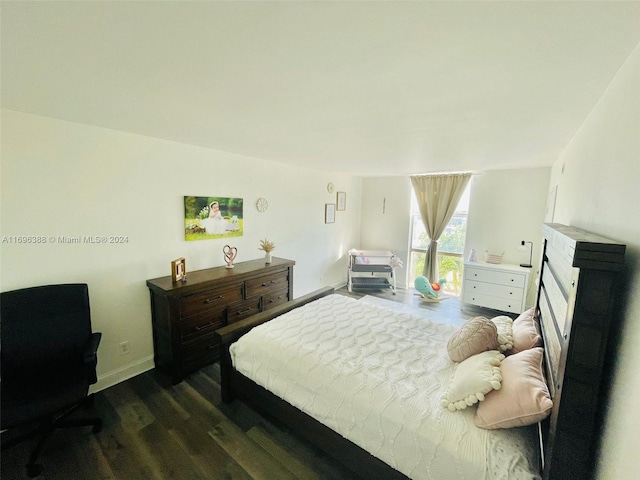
511,307,542,354
447,316,499,362
441,350,504,412
475,347,552,429
491,315,514,352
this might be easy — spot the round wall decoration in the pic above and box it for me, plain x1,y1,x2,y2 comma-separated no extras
256,198,269,212
327,182,335,193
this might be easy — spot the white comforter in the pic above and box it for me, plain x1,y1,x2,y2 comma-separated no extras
230,294,540,480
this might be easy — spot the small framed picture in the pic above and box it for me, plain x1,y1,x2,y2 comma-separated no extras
171,257,186,282
336,191,346,211
325,204,336,224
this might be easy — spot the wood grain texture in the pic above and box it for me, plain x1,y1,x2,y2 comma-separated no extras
1,363,362,480
147,258,295,384
538,224,625,480
2,288,494,480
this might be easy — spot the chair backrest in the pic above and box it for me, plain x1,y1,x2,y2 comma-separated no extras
1,284,93,381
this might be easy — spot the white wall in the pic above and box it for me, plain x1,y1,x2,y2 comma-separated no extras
546,43,640,480
465,168,550,307
0,109,362,391
359,169,549,302
360,176,412,288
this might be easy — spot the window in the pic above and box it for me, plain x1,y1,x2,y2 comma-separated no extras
408,184,470,296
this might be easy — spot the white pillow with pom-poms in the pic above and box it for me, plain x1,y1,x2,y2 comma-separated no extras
441,350,504,412
491,315,514,352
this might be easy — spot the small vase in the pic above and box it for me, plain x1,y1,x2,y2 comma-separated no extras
265,252,272,264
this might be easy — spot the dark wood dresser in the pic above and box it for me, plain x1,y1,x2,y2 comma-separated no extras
537,224,625,480
146,257,295,384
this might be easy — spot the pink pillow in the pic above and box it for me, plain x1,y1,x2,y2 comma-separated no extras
475,347,552,429
511,307,542,354
447,316,499,363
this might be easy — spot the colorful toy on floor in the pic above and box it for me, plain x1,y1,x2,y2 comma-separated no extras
415,276,447,300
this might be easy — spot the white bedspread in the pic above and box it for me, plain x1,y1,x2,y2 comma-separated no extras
230,294,540,480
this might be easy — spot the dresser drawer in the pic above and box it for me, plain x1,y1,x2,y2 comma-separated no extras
463,291,522,314
147,257,295,384
263,287,289,310
465,267,526,288
227,296,261,325
180,283,243,319
464,280,524,302
245,270,289,297
182,333,219,372
462,262,530,315
179,308,226,343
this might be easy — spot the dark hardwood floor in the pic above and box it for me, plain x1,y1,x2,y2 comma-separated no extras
1,287,498,480
338,285,494,326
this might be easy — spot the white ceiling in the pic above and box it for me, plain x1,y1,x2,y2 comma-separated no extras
2,1,639,176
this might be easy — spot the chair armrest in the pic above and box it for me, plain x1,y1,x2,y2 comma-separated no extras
84,332,101,385
84,332,102,364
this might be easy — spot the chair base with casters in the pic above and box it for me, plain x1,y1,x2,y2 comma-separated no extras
1,283,103,478
1,395,103,478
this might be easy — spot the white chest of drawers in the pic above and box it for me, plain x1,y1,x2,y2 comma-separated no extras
462,261,531,314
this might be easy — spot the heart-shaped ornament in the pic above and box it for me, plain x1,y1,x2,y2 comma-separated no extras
223,245,237,268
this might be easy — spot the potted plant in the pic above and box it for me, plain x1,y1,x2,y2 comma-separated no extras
259,239,275,263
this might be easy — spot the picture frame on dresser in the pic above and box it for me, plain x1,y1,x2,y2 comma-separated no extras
171,257,186,282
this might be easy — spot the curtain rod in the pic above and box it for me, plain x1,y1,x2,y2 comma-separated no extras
409,171,478,177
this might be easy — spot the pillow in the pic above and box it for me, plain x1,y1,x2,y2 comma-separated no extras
475,347,552,429
447,316,499,362
491,315,514,352
511,307,542,354
441,350,504,412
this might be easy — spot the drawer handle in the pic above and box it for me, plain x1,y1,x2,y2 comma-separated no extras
195,322,214,331
204,296,223,304
237,308,254,316
261,280,278,287
270,296,283,303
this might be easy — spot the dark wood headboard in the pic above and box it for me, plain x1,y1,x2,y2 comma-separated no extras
536,223,625,480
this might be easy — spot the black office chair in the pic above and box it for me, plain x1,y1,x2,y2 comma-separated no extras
1,284,103,478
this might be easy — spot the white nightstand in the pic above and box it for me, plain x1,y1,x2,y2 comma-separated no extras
462,261,531,314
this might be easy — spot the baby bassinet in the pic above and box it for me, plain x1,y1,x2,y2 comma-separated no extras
347,249,398,295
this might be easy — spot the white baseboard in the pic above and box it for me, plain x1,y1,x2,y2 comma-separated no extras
90,355,155,393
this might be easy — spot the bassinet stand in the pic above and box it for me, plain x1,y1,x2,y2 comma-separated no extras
347,250,397,295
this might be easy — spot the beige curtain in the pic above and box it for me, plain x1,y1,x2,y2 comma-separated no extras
410,173,471,281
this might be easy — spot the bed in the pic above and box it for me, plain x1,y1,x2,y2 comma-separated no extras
215,223,626,480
